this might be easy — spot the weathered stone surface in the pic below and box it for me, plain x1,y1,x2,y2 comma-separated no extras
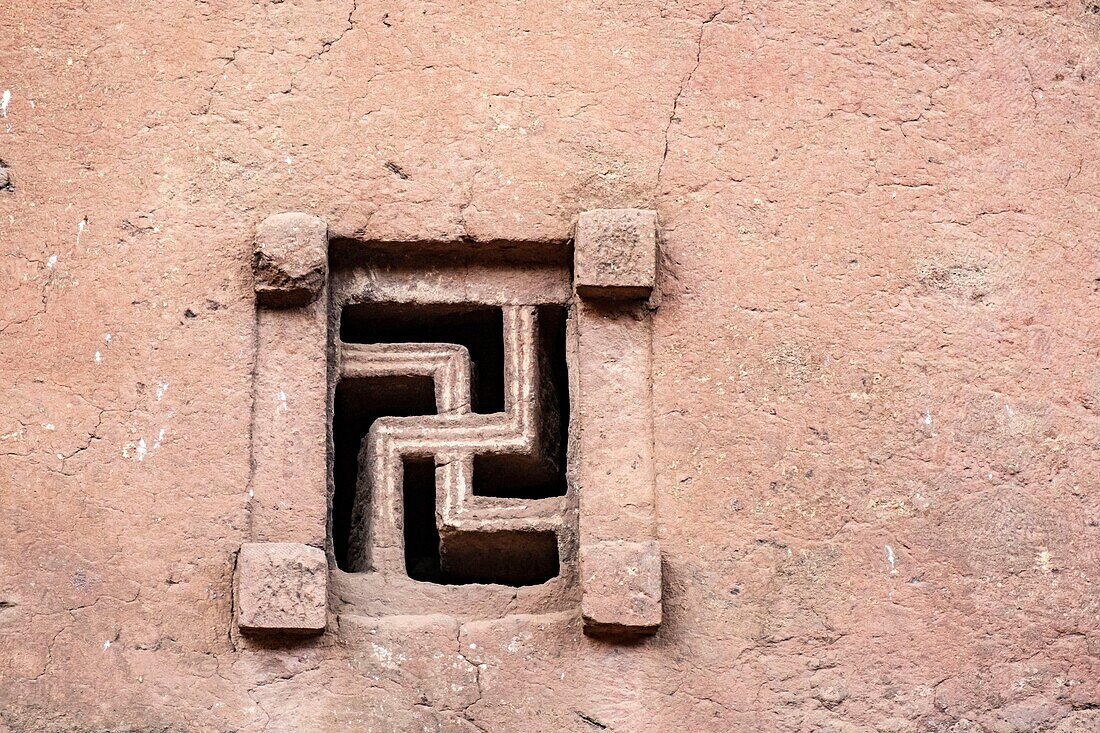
575,300,657,544
574,208,657,299
253,212,328,307
580,539,662,635
3,1,1099,731
235,542,326,634
251,295,329,547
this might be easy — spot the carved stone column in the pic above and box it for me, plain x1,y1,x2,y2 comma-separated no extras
236,212,330,635
573,208,664,636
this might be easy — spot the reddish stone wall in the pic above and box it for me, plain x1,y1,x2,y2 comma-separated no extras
2,1,1098,731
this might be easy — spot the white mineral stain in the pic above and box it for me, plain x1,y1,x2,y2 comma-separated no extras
920,410,934,437
884,545,898,576
152,428,166,451
370,643,405,665
0,90,10,117
1036,550,1052,574
46,254,57,269
276,389,288,415
155,382,169,401
102,640,111,651
135,437,147,461
43,423,55,431
76,218,87,246
94,350,102,364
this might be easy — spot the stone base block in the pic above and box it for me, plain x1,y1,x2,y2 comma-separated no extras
580,539,662,636
236,542,327,634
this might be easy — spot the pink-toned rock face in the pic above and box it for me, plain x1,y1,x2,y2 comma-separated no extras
2,1,1100,732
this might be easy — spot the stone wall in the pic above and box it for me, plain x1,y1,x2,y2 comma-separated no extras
1,1,1098,731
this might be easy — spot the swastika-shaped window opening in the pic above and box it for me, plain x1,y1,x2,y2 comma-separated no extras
242,211,661,635
331,302,569,586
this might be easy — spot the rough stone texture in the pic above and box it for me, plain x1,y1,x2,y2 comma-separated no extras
253,213,328,307
2,1,1100,732
580,539,663,635
574,208,658,299
235,542,326,634
574,299,657,545
251,293,329,547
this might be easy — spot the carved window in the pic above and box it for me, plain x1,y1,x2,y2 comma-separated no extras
333,302,570,587
236,210,663,638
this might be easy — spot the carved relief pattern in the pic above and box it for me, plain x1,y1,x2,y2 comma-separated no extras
240,209,662,637
341,306,565,580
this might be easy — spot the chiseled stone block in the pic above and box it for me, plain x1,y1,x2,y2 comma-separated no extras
236,542,327,634
574,208,657,299
580,539,662,636
253,212,328,307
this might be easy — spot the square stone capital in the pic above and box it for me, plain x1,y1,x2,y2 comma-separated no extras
253,212,328,307
574,208,657,299
580,539,662,636
235,542,327,635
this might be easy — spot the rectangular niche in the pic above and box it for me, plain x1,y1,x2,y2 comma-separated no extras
326,242,579,618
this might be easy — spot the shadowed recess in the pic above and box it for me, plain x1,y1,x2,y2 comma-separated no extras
332,303,569,584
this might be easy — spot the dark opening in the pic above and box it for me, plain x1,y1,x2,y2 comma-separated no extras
402,459,442,581
333,302,569,585
332,376,436,570
341,303,505,413
438,530,560,586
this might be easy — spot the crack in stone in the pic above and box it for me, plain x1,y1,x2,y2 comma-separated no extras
314,0,358,61
455,622,488,731
657,7,725,194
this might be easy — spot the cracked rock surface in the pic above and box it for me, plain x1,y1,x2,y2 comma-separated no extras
2,1,1099,731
